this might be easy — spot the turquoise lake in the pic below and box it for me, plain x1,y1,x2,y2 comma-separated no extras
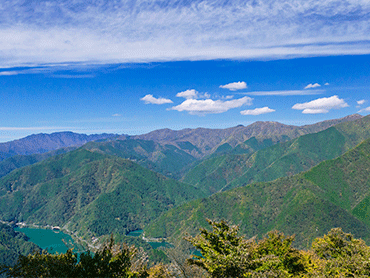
15,227,80,254
15,227,170,254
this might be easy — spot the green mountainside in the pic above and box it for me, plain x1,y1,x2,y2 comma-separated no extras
81,139,197,179
0,223,41,268
182,114,370,195
145,137,370,248
0,148,204,239
0,147,76,179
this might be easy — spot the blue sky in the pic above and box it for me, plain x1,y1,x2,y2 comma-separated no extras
0,0,370,142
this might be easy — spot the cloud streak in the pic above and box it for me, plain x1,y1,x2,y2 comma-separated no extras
1,0,370,68
244,90,324,96
358,106,370,113
292,95,349,114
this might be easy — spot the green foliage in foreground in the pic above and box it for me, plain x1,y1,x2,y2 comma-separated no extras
1,236,149,278
185,220,370,277
3,220,370,278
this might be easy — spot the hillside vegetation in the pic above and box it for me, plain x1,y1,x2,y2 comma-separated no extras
0,148,204,239
183,114,370,195
82,139,197,179
145,137,370,248
0,223,40,270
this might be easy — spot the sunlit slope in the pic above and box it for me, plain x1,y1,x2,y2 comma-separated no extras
145,137,370,248
0,148,204,239
0,147,76,179
182,114,370,195
82,139,197,179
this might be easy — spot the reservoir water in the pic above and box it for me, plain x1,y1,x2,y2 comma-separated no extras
15,226,170,254
15,227,79,254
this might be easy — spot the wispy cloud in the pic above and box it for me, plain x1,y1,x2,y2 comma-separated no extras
292,95,349,114
1,1,370,68
241,107,275,116
141,94,173,105
220,81,247,91
51,74,95,78
170,96,253,115
304,83,321,89
358,106,370,113
0,71,19,76
244,90,324,96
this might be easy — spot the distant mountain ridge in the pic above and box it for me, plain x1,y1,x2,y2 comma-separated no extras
134,114,362,157
182,114,370,195
0,114,362,181
0,114,361,162
0,132,121,161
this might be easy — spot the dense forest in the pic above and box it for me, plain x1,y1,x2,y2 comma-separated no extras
2,220,370,277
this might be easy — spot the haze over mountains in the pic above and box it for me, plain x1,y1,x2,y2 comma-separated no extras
1,113,370,265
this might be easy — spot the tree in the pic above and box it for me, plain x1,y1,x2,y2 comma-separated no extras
185,219,306,278
185,219,252,277
2,235,149,278
311,228,370,277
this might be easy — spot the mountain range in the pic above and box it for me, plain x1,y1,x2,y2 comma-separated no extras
0,113,369,254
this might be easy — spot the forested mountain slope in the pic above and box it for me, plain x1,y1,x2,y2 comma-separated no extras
81,139,197,179
145,137,370,248
182,114,370,195
0,148,204,239
0,223,40,270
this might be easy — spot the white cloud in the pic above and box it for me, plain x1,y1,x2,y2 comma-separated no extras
358,106,370,113
140,94,173,105
176,89,210,99
112,113,122,117
245,90,323,96
176,89,198,99
240,107,275,116
324,83,330,86
357,99,366,105
220,81,247,91
2,1,370,68
292,95,349,114
304,83,321,89
170,96,253,115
